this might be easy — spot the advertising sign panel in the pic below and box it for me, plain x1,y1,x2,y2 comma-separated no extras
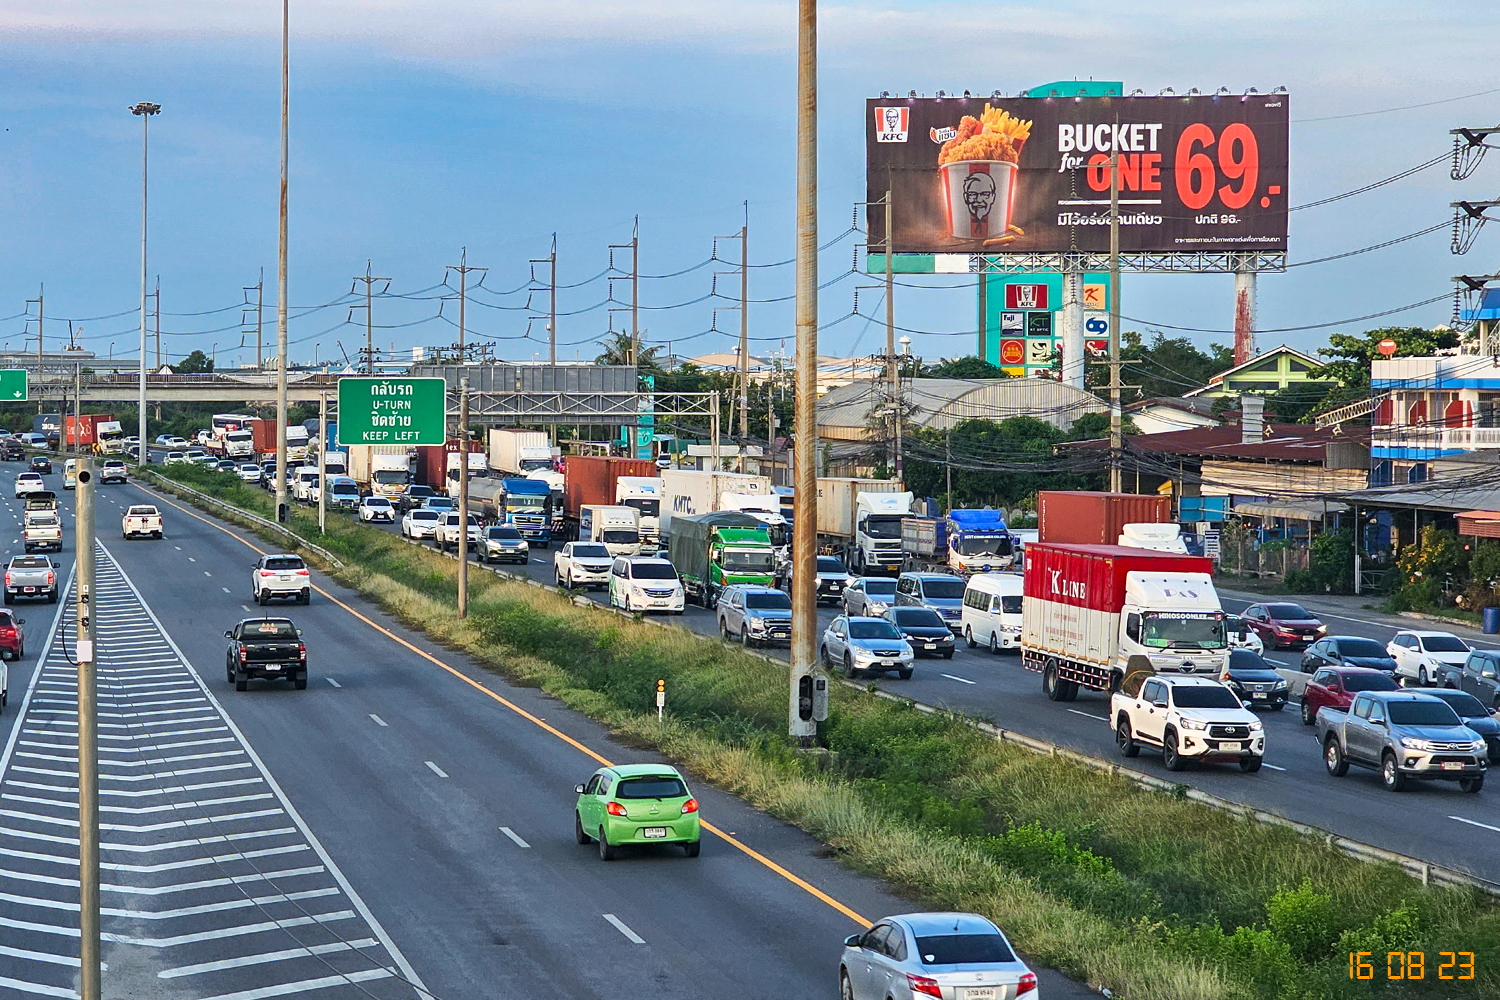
999,340,1025,366
868,95,1289,255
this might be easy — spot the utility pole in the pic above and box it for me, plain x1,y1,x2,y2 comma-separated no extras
153,279,162,421
446,249,486,363
27,285,42,415
317,392,327,534
1109,151,1122,493
458,374,470,617
243,269,264,371
350,261,390,374
884,187,897,476
631,218,640,370
553,236,560,365
75,458,99,1000
130,100,159,469
945,426,952,509
739,210,750,471
274,0,290,524
790,0,819,745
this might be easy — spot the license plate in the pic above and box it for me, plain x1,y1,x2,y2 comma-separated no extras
924,643,937,650
642,827,668,839
964,989,997,1000
264,664,282,671
1442,761,1465,771
1220,742,1241,752
1252,692,1267,699
23,587,35,593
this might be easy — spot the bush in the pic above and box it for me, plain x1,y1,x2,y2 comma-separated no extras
1268,880,1338,961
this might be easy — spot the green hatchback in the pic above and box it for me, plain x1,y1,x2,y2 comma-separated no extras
574,763,701,860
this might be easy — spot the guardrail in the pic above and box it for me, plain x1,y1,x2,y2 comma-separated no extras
138,470,343,570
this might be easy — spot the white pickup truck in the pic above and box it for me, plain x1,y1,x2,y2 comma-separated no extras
22,512,62,553
434,512,483,553
122,505,164,540
1110,669,1265,772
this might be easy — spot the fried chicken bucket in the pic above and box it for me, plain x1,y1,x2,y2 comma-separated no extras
937,105,1031,242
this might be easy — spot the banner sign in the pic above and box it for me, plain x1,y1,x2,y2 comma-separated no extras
868,95,1289,254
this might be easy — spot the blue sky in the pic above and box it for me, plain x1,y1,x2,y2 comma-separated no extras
0,1,1497,370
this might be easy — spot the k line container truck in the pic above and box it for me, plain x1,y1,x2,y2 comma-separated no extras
658,470,771,534
814,478,910,575
488,429,553,475
1037,491,1171,546
1020,542,1228,702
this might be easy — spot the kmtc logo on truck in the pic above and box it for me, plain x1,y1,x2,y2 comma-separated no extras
1049,570,1086,600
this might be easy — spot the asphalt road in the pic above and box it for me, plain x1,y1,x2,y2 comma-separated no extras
0,469,1095,1000
352,508,1500,885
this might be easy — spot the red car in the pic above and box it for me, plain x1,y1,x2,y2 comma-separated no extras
0,607,24,662
1242,602,1326,650
1298,665,1398,725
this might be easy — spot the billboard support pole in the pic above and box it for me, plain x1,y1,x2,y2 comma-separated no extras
1060,268,1083,387
1109,152,1122,493
885,186,897,476
790,0,819,746
1234,259,1257,366
976,269,987,364
739,213,749,472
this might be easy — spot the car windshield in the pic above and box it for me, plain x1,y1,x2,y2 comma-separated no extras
426,499,454,510
1267,604,1313,620
573,544,609,559
1388,700,1463,727
239,464,259,472
849,620,903,640
373,470,407,484
12,556,48,568
893,608,946,628
331,484,358,495
745,592,792,610
1422,635,1469,653
722,548,774,572
488,527,522,540
28,515,56,526
915,933,1015,966
622,498,659,518
240,620,297,639
863,579,898,597
631,562,678,580
863,517,903,539
1171,685,1242,709
408,488,434,499
920,579,966,599
1228,650,1273,671
1142,615,1226,650
955,536,1012,557
1343,672,1399,692
817,557,848,574
999,595,1022,615
1433,692,1488,718
602,529,638,544
412,511,438,521
364,498,391,507
1337,639,1389,658
263,557,305,571
614,776,687,800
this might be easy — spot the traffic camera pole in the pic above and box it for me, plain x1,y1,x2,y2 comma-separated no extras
75,458,100,1000
457,374,470,618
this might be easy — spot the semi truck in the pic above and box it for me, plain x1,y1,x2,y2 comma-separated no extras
349,445,411,502
92,420,126,455
526,469,566,537
658,470,772,534
1020,542,1228,702
447,450,489,487
498,478,553,546
562,455,659,541
665,510,776,608
615,476,662,551
64,414,116,452
248,417,279,457
488,429,553,476
718,491,788,549
284,425,310,461
945,509,1014,573
1037,491,1171,545
579,504,642,556
814,478,910,575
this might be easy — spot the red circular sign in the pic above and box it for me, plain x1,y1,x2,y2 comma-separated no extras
1377,338,1398,357
1000,339,1025,365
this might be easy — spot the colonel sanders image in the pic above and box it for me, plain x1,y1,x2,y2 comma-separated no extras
883,107,903,134
962,172,996,228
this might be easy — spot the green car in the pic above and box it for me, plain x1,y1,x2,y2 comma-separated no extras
574,763,701,860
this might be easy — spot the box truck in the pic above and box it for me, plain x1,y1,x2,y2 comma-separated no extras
1037,491,1171,546
488,429,552,476
615,476,661,550
579,504,641,556
284,425,310,461
349,445,411,502
814,478,910,575
718,491,788,549
1020,542,1228,702
945,509,1014,573
658,470,771,534
91,420,126,455
665,511,775,607
247,417,279,457
65,414,115,451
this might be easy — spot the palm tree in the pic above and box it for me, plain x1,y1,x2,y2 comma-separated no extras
594,331,663,372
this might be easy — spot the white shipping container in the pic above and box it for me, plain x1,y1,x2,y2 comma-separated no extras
658,470,770,533
814,478,905,539
488,429,551,475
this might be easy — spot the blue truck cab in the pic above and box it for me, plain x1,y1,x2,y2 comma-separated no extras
500,478,553,547
946,509,1014,573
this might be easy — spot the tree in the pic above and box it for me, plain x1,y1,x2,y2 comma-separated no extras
921,356,1006,380
903,415,1104,509
1118,331,1235,398
1311,326,1457,391
173,350,213,374
594,331,664,373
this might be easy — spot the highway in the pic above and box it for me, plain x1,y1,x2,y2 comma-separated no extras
0,469,1096,999
358,508,1500,886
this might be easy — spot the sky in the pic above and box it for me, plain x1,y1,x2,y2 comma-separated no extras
0,0,1497,371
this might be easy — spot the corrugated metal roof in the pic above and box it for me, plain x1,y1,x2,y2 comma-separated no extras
816,377,1105,434
1072,421,1356,463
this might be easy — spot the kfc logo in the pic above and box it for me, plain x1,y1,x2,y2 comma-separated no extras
1005,284,1048,310
875,106,909,142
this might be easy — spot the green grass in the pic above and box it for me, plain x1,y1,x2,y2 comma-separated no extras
150,464,1500,1000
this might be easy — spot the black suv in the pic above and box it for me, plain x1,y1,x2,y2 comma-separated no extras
1,439,24,461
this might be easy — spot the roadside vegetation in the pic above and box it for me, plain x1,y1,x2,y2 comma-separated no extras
153,462,1500,1000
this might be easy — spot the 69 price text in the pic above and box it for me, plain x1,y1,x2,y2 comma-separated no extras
1348,951,1474,980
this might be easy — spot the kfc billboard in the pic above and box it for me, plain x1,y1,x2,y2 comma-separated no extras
868,95,1288,255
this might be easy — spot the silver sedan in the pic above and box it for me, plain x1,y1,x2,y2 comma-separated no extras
820,615,914,680
840,912,1036,1000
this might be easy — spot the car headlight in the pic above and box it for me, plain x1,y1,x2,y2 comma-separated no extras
747,617,765,629
1177,718,1208,731
518,542,529,550
1273,679,1288,689
869,601,889,613
1400,737,1435,751
1248,720,1263,731
1471,740,1487,753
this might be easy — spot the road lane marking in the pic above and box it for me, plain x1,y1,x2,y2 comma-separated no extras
1450,815,1500,833
1066,708,1109,722
368,714,388,728
1261,763,1287,771
603,913,645,944
221,587,230,593
498,826,530,848
424,761,448,778
940,673,975,685
143,484,875,927
187,556,195,562
325,677,341,688
204,571,211,577
156,938,382,979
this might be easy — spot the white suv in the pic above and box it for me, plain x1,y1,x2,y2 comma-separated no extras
607,556,684,614
554,541,613,590
1388,630,1471,686
434,512,482,552
252,553,311,605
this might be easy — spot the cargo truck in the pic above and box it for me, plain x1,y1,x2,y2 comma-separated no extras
488,429,553,475
527,469,567,537
658,470,772,534
1020,542,1228,702
349,445,411,502
1037,491,1171,545
615,476,662,551
498,478,553,546
248,417,279,457
945,509,1014,573
665,511,775,607
284,425,310,461
719,491,788,549
65,414,115,451
447,450,489,487
561,456,660,541
900,516,948,573
92,420,126,455
814,478,910,575
579,504,641,556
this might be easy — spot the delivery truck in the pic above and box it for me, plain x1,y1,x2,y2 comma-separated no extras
65,414,116,452
718,491,788,549
658,470,772,534
1020,542,1228,702
1037,491,1171,546
284,425,310,461
91,420,126,455
561,456,658,541
665,510,775,608
945,509,1014,573
349,445,411,502
615,476,662,551
814,478,910,575
248,417,279,457
579,504,641,556
488,429,553,476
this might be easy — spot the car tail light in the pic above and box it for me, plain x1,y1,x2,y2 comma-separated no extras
3,573,9,587
680,798,698,814
1018,972,1037,995
298,644,306,659
0,625,15,638
46,572,54,586
295,569,309,576
605,801,627,817
907,974,943,998
260,570,274,577
239,646,248,663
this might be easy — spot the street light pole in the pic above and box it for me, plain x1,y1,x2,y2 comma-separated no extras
274,0,290,523
130,101,160,467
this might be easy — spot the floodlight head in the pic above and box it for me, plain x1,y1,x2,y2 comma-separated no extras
1186,87,1201,96
129,101,161,116
909,90,917,98
1272,85,1288,94
991,90,1003,99
880,91,889,98
1129,88,1144,97
963,90,971,98
1158,87,1175,96
936,90,946,98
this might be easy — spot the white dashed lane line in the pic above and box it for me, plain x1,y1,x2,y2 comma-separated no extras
1261,763,1288,771
325,678,341,689
940,673,975,685
1065,708,1109,722
368,715,388,728
498,827,530,848
603,913,645,944
1451,815,1500,833
424,761,448,779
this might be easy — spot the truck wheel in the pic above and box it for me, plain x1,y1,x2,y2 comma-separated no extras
819,645,829,667
1380,752,1407,791
1323,736,1348,777
1162,730,1187,771
1460,776,1484,793
719,619,731,641
988,631,999,655
1116,716,1140,757
1300,699,1315,726
1240,755,1263,773
1062,680,1079,701
294,674,308,690
740,625,753,648
1043,661,1065,701
964,626,976,649
48,590,57,604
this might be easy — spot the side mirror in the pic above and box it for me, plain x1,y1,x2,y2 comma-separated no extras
1484,670,1497,680
573,784,586,795
844,935,862,948
224,630,233,638
1153,699,1168,709
16,619,23,625
296,629,304,637
1329,651,1342,661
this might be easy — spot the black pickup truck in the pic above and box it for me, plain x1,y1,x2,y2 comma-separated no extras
225,617,307,690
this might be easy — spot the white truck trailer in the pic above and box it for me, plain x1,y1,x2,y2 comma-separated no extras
814,478,910,575
579,505,642,556
658,470,772,534
349,445,412,502
488,429,553,476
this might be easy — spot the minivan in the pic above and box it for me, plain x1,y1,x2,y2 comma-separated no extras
961,572,1024,654
894,572,966,633
63,459,77,491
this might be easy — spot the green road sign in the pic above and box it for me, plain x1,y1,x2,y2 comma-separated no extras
336,377,447,446
0,369,28,402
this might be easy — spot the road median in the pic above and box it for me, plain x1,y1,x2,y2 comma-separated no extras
145,465,1500,1000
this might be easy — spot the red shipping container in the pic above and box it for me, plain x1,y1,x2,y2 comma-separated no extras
65,414,114,447
1037,491,1170,546
563,455,658,516
414,446,447,488
1023,542,1215,614
248,418,279,455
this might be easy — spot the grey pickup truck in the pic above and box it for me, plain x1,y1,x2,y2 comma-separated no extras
4,555,58,604
225,617,308,691
1317,690,1488,793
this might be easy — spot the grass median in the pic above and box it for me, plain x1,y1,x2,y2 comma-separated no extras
150,464,1500,1000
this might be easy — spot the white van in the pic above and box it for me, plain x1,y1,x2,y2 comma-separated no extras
961,573,1024,654
293,468,321,503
